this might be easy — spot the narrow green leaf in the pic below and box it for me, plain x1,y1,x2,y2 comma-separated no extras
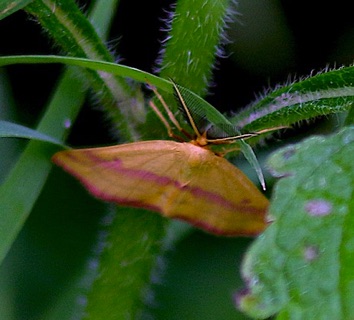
0,68,86,264
234,67,354,131
0,0,34,20
0,120,65,147
237,126,354,319
0,55,172,93
0,0,118,265
82,207,166,320
88,0,119,39
0,167,108,320
238,140,265,190
159,0,233,95
25,0,142,141
0,70,22,183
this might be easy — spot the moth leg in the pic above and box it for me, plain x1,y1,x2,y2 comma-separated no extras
214,146,241,157
148,100,188,142
148,85,193,139
148,86,182,130
149,100,175,137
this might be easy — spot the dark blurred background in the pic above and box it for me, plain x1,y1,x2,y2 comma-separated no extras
1,1,354,319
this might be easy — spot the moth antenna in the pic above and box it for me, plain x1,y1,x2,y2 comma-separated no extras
207,133,258,144
170,81,203,140
252,125,290,135
207,125,289,144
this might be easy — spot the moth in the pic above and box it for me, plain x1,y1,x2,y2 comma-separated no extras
53,82,271,236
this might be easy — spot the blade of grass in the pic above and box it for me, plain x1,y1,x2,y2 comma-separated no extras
0,55,172,92
0,0,119,265
0,67,86,264
0,120,65,147
0,70,22,183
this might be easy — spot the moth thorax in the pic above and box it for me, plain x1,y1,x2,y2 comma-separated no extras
185,143,211,168
192,135,208,147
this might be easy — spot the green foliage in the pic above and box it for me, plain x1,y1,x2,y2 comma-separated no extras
0,67,86,264
25,0,142,141
0,0,34,20
82,208,166,320
0,120,65,146
158,0,230,95
1,0,354,320
238,127,354,319
234,67,354,131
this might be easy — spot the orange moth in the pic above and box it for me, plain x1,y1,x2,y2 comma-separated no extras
52,83,270,236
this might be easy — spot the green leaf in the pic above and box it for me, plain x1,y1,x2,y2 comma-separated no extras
0,167,108,320
237,126,354,319
0,55,172,93
0,120,65,147
0,70,22,183
24,0,142,141
0,0,118,266
234,67,354,131
158,0,232,95
0,0,34,20
82,207,166,320
0,68,86,265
